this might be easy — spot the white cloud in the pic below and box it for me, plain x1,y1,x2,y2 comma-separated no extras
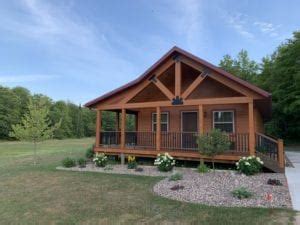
253,21,280,37
151,0,206,52
226,13,255,39
0,74,59,83
0,0,138,85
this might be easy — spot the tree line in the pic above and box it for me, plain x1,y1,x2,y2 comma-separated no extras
0,85,136,140
0,86,97,139
219,31,300,142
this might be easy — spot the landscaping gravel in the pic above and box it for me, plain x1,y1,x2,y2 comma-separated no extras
153,170,292,208
56,163,190,177
57,164,292,208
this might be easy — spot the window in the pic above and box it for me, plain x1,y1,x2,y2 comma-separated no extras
152,112,169,132
213,111,234,133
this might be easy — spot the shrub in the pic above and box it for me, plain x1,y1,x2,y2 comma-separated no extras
93,153,108,167
197,129,231,171
62,157,76,168
77,158,86,168
236,156,263,175
198,160,210,173
169,172,183,181
154,153,176,172
85,146,94,159
231,187,253,199
127,155,137,169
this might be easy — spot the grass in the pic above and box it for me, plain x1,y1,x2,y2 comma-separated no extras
0,138,296,225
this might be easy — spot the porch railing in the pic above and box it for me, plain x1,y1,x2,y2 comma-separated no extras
99,131,249,153
125,131,156,149
100,131,121,148
161,132,198,151
255,132,279,161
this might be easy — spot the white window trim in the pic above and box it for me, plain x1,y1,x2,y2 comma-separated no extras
152,112,169,132
212,110,235,133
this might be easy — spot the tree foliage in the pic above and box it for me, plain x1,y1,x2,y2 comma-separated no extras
219,49,260,83
197,129,231,170
9,98,60,164
219,32,300,141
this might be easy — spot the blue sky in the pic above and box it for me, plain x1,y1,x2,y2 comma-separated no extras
0,0,299,104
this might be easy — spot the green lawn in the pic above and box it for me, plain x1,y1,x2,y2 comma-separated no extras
0,138,295,225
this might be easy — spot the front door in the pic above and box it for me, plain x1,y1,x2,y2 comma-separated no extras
181,112,198,150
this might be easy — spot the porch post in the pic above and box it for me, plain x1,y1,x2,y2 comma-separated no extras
156,106,161,151
278,139,285,170
121,108,126,149
248,101,255,155
198,104,204,134
95,110,101,148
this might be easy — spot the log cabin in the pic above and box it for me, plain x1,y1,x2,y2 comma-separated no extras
85,46,284,172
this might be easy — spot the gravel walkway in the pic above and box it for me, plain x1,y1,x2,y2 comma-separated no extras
153,170,292,208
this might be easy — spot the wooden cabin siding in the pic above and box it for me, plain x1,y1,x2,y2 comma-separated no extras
254,108,264,133
187,77,243,99
136,104,249,133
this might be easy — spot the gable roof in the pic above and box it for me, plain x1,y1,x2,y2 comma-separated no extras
85,46,271,108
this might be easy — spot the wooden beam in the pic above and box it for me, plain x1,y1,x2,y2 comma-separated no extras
175,60,181,96
180,55,262,99
97,97,252,110
156,106,161,151
209,72,262,99
180,56,205,73
182,73,206,99
278,139,285,169
248,101,255,155
95,110,101,148
120,108,126,149
198,105,204,134
94,147,245,161
153,79,174,100
185,97,251,106
121,59,175,104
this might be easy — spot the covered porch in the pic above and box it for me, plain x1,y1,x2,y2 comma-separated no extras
94,97,258,162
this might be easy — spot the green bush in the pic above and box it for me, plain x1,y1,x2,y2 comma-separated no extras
169,172,183,181
197,129,231,170
231,187,253,199
85,146,94,159
77,158,86,168
236,156,263,175
154,153,175,172
198,160,210,173
62,157,76,168
93,153,108,167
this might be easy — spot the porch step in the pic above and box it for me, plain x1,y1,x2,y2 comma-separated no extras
256,152,284,173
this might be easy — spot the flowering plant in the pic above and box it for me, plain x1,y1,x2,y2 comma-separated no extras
93,153,108,167
154,152,175,172
127,155,137,169
236,156,263,175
